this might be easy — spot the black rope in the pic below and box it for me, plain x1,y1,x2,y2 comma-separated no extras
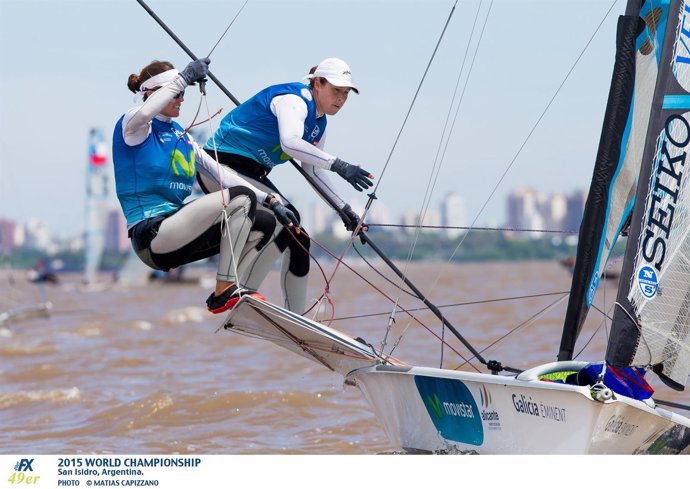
351,244,418,299
206,0,250,58
372,1,459,190
368,223,578,234
654,398,690,412
452,292,570,371
330,291,569,322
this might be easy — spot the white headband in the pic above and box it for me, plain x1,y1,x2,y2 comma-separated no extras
133,68,180,103
141,69,179,91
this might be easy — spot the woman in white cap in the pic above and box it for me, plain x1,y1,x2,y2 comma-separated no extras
112,58,298,314
198,57,374,315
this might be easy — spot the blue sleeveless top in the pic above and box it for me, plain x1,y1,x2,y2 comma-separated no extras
205,82,327,168
113,116,196,227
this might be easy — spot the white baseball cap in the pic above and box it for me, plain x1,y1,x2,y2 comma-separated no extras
311,58,359,94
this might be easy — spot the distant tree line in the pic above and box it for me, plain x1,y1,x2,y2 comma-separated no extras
6,229,618,272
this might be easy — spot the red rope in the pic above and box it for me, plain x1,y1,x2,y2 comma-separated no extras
294,229,478,371
184,107,223,133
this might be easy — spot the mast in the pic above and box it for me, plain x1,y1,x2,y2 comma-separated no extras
84,128,109,285
608,0,690,391
558,0,649,360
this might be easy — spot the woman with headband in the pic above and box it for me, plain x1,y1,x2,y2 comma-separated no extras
112,58,299,314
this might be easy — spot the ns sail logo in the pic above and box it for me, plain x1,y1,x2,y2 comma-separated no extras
7,458,41,485
638,112,690,300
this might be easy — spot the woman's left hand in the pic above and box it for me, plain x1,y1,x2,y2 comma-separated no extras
181,58,211,85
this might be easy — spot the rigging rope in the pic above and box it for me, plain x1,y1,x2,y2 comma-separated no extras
329,291,570,322
135,0,624,370
452,293,569,371
370,0,459,191
301,230,481,369
440,0,620,269
206,0,250,58
409,1,491,275
385,0,492,365
381,0,618,364
368,223,578,234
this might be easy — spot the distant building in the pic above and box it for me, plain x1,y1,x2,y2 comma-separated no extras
0,218,17,254
541,192,567,231
441,192,465,238
506,187,545,238
400,209,441,234
506,187,586,239
306,201,334,234
104,208,129,253
563,190,587,234
363,201,390,232
24,218,53,251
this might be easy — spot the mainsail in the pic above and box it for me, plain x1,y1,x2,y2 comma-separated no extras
84,128,109,285
608,0,690,391
559,0,661,360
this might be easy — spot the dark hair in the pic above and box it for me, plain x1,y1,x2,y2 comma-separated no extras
307,65,327,89
127,60,175,94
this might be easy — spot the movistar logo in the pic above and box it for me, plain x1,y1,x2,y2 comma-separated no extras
426,393,444,418
414,376,484,445
170,148,195,177
271,144,291,162
424,391,475,419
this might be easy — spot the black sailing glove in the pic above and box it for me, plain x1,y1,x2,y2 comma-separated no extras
180,57,210,85
270,200,300,229
341,204,368,244
341,204,368,231
331,158,373,192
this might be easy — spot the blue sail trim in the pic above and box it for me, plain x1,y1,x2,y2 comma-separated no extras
662,94,690,109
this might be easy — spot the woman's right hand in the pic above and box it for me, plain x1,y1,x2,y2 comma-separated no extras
270,201,300,230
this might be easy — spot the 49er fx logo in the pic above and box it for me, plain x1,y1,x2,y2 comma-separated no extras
7,458,41,485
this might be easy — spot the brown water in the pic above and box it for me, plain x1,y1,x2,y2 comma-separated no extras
2,261,689,454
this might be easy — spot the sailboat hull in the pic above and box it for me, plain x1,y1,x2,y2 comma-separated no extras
224,298,690,454
348,363,690,454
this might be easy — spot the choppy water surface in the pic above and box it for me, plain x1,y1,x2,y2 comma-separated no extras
1,261,689,454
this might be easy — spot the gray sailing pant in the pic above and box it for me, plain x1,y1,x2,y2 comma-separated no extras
198,171,309,314
130,187,256,284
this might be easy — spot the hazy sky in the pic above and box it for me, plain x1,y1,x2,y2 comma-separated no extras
0,0,621,238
